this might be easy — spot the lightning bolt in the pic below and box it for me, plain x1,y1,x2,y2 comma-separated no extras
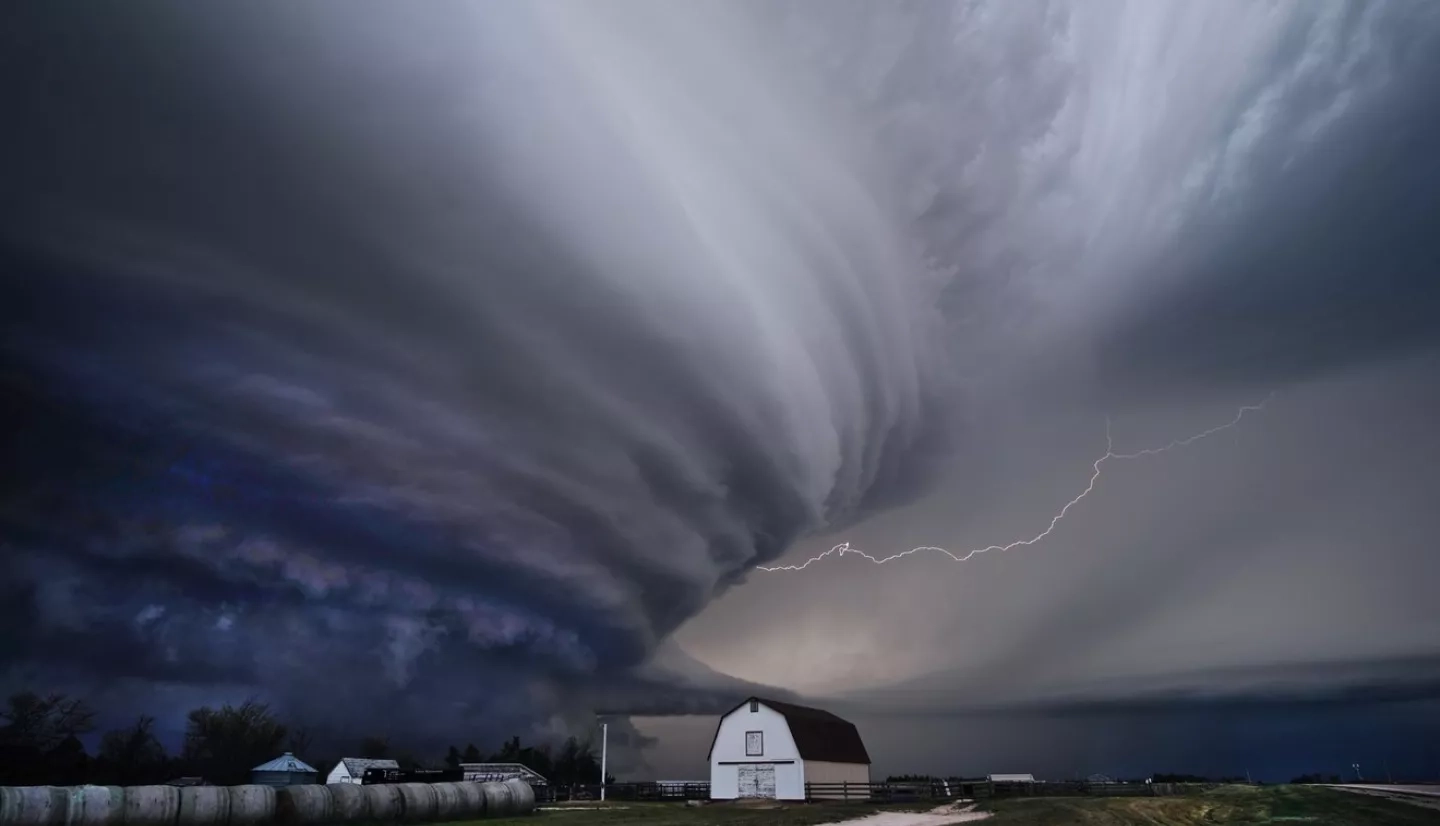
755,394,1273,572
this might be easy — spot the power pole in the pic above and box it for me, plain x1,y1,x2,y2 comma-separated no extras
600,722,609,802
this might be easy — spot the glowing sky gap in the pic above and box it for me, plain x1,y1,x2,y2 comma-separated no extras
755,395,1274,572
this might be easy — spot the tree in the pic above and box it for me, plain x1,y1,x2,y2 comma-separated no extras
182,699,287,785
0,691,97,751
0,691,98,784
462,743,483,763
99,716,167,785
286,725,315,758
359,736,390,760
445,745,462,769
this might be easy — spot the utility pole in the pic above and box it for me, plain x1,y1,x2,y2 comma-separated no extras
1352,763,1362,782
600,722,609,802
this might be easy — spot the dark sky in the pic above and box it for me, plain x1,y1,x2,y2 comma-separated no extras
3,0,1439,781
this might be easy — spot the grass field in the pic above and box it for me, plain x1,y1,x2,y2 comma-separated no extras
980,784,1440,825
465,785,1439,826
471,800,935,826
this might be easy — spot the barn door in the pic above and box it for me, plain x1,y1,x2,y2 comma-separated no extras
737,764,776,798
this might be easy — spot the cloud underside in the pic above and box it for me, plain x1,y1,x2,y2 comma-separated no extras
1,0,1439,754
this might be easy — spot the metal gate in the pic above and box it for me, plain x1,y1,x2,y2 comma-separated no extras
737,764,776,798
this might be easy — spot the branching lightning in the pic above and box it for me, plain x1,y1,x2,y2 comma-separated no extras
755,395,1274,572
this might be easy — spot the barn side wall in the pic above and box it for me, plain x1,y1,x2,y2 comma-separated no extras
802,761,871,799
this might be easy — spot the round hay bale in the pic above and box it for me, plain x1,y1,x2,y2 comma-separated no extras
324,785,368,823
453,784,485,819
0,786,67,826
121,786,178,826
360,785,401,821
478,783,513,819
504,780,536,816
225,786,275,826
63,786,123,826
429,784,461,822
177,786,228,826
275,786,332,825
395,784,435,823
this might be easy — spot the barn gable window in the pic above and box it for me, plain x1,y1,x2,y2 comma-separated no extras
745,731,764,756
749,700,758,712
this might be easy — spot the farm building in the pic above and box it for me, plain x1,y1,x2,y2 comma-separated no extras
460,763,549,784
251,752,319,786
988,773,1036,784
708,697,871,801
326,757,400,784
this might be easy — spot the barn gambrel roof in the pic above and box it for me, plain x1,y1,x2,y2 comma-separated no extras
707,697,871,765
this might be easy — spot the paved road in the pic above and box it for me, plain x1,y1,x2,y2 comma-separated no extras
1328,784,1440,797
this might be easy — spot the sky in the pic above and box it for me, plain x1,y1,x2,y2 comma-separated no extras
2,0,1439,782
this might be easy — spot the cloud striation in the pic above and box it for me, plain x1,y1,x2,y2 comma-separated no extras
3,0,1440,772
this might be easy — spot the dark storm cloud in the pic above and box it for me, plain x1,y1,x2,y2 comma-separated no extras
668,0,1440,780
1,0,952,745
4,0,1440,778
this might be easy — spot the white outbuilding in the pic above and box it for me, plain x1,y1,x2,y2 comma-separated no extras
708,697,871,801
326,757,400,784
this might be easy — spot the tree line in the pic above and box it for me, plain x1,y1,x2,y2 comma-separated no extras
0,690,612,788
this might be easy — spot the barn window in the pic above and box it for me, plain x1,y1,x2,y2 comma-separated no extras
749,700,758,712
745,731,764,756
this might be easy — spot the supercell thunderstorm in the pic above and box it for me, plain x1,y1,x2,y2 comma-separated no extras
2,0,1439,753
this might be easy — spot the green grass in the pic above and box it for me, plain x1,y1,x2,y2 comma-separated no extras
979,784,1439,825
465,800,937,826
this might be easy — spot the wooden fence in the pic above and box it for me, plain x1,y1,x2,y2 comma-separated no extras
534,780,1228,804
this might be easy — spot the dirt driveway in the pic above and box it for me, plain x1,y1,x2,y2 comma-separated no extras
814,801,990,826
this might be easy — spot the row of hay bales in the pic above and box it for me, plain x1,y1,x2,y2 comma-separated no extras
0,779,535,826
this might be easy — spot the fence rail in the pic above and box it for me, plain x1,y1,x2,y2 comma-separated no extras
534,780,1232,804
534,782,711,802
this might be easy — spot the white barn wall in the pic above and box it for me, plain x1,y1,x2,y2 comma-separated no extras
709,702,804,800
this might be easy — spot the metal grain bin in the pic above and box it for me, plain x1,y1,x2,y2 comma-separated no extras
324,784,368,823
359,785,400,822
250,754,319,788
505,780,536,816
453,784,485,819
478,783,513,819
177,787,228,826
395,784,435,823
0,786,67,826
64,786,123,826
225,786,275,826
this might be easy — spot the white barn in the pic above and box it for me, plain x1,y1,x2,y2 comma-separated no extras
326,757,399,784
708,697,871,801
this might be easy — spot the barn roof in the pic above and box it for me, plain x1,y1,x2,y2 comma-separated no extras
707,696,871,765
338,757,399,776
252,752,318,773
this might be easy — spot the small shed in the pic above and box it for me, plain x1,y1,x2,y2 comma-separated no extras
327,757,400,784
988,773,1036,784
708,697,871,801
251,752,319,786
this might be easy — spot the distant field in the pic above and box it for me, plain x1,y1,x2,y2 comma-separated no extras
980,784,1439,825
467,785,1440,826
471,800,936,826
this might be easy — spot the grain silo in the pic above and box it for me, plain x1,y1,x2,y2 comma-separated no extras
250,752,319,786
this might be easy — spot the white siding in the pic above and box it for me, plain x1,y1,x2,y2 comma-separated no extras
326,762,354,784
804,761,870,799
709,702,804,800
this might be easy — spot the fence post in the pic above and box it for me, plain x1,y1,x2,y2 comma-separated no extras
842,781,848,801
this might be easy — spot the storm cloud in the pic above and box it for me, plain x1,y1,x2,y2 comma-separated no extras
3,0,1440,776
